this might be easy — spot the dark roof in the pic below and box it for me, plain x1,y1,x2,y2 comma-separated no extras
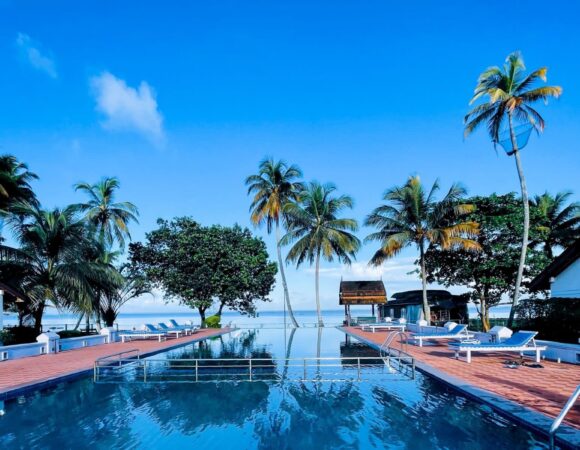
529,240,580,291
0,281,29,302
339,280,386,305
386,290,469,307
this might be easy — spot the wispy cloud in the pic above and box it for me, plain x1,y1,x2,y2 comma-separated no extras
90,71,164,144
307,258,418,281
16,33,57,78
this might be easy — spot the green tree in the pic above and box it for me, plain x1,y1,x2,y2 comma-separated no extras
245,158,304,327
0,203,115,332
365,176,480,323
0,155,38,220
282,182,360,326
530,191,580,259
73,176,139,249
425,193,548,331
464,51,562,327
130,218,276,323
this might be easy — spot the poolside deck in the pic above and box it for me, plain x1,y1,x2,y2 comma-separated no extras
343,327,580,431
0,328,230,400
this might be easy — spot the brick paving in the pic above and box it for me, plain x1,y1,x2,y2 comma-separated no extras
344,326,580,429
0,328,229,398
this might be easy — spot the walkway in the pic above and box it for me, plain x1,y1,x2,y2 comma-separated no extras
0,328,230,399
343,327,580,430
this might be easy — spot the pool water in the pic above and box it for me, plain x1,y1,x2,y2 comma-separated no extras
0,328,547,449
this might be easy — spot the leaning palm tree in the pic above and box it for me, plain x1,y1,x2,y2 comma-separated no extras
73,177,139,249
245,158,304,328
365,176,480,323
530,191,580,259
282,182,360,326
464,51,562,327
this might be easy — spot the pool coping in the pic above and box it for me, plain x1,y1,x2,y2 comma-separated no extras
0,328,232,402
341,327,580,450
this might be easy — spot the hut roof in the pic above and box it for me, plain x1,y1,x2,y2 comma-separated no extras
529,239,580,291
387,290,469,308
339,280,387,305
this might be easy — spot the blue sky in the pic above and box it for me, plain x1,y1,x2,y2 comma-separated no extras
1,1,579,314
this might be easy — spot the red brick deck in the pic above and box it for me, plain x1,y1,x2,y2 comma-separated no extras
0,328,230,397
344,326,580,429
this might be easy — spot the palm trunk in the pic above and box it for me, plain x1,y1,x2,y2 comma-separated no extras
479,290,490,332
507,113,529,329
315,251,323,327
85,314,91,334
73,312,84,331
419,241,431,324
276,223,299,327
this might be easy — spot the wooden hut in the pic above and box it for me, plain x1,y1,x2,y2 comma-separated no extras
339,280,387,325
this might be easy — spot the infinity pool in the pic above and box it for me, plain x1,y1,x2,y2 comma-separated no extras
0,328,547,449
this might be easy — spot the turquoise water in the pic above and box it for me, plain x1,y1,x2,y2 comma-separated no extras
0,328,547,449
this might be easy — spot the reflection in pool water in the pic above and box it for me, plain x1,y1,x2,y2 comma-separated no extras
0,328,547,449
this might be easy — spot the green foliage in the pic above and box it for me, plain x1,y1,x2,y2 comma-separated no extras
0,154,38,217
57,330,93,339
365,175,480,322
203,315,221,328
130,218,277,321
0,326,37,345
425,193,550,330
514,298,580,344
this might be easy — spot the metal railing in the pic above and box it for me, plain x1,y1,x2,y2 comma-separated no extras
94,355,415,384
549,384,580,449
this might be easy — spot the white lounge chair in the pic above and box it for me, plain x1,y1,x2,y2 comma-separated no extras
144,323,182,339
157,322,191,336
167,319,197,334
361,319,407,333
411,324,473,347
449,330,546,363
119,329,167,343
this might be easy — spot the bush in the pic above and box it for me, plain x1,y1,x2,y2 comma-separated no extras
58,330,93,339
514,298,580,344
203,315,221,328
0,326,38,345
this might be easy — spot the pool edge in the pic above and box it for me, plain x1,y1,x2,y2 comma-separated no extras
340,326,580,450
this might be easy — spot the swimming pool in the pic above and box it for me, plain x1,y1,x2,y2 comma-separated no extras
0,328,548,449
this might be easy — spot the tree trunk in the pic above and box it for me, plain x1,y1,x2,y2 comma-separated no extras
33,302,45,335
507,113,529,329
276,223,299,327
479,291,490,332
85,314,91,334
73,312,84,331
198,307,206,324
419,241,431,324
315,251,323,326
217,301,225,316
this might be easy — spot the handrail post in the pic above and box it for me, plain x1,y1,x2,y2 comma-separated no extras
249,359,252,381
195,359,198,382
357,358,361,381
549,384,580,449
143,360,147,383
303,359,307,380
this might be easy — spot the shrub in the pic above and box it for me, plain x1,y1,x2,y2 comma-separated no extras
514,298,580,344
203,315,221,328
0,326,38,345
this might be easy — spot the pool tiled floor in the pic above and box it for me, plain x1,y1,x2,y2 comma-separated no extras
0,328,230,398
344,326,580,429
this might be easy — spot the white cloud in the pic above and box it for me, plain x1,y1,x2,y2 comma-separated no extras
16,33,57,78
90,71,164,143
307,257,418,281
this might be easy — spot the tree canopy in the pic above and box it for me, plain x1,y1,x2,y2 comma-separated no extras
129,218,277,322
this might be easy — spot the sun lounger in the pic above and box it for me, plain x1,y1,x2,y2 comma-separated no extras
144,323,182,339
361,319,407,333
167,319,197,334
449,330,547,363
119,329,167,343
411,324,473,347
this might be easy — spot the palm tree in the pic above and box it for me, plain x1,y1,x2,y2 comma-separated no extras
245,158,304,328
0,155,38,216
282,182,360,326
0,203,115,333
464,51,562,327
365,176,480,323
530,191,580,259
73,177,139,249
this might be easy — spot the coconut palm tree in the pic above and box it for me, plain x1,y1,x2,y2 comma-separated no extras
0,155,38,216
365,176,480,323
282,182,360,326
0,203,115,332
73,177,139,249
530,191,580,259
464,51,562,327
245,158,304,328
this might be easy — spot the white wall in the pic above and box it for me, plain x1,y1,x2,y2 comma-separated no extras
550,258,580,298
